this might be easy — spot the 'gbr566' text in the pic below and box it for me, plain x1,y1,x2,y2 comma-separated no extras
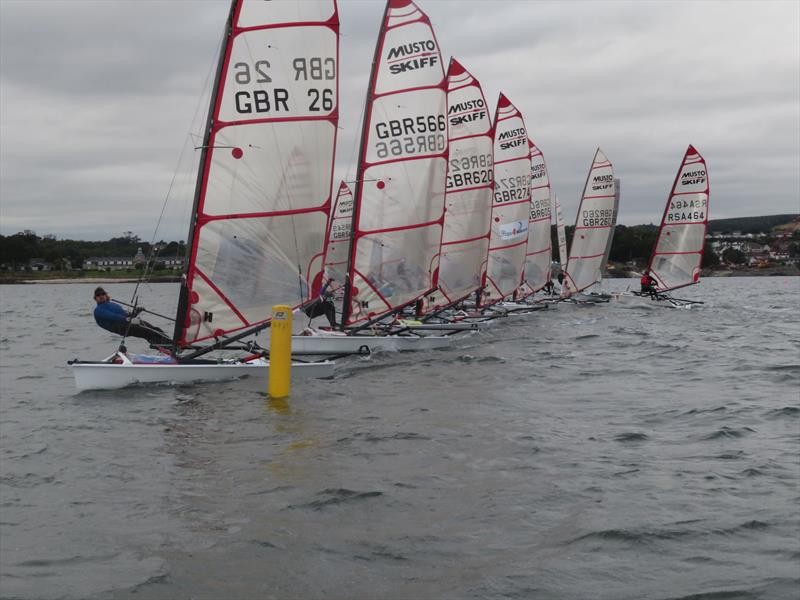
231,57,336,114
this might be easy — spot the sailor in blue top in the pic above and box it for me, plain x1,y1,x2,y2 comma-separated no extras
93,287,171,346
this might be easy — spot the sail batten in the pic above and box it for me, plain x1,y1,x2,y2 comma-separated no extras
564,148,616,294
343,0,448,327
175,0,340,346
648,145,710,292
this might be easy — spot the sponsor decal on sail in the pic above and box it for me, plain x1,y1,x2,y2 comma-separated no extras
387,39,440,74
499,220,528,241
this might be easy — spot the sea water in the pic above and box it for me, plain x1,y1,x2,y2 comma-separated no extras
0,277,798,599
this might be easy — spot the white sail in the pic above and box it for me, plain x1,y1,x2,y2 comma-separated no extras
521,138,553,296
564,148,616,294
483,94,531,305
323,181,353,286
430,58,493,311
343,0,447,326
648,145,710,292
555,194,567,268
175,0,339,345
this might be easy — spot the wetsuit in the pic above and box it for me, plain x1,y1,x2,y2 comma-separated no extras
640,274,658,297
303,281,337,328
94,301,171,346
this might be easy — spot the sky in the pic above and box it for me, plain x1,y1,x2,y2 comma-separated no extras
1,0,798,241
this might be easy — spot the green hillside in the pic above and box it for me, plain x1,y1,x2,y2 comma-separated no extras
707,214,798,234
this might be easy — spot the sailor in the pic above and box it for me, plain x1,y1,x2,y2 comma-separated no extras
303,277,337,328
557,271,565,287
640,271,658,297
543,279,555,295
93,287,172,346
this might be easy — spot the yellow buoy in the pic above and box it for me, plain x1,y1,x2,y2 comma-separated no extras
268,305,292,398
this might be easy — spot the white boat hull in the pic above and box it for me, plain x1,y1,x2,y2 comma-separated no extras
390,321,481,335
291,331,454,355
72,359,334,392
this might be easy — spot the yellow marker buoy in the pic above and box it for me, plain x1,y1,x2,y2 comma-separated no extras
268,304,292,398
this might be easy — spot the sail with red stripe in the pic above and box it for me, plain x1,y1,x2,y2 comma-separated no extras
648,145,710,292
429,58,493,311
520,138,552,296
482,94,531,305
343,0,447,326
173,0,339,345
564,149,616,294
323,181,353,286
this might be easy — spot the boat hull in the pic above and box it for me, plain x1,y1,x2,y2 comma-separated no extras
610,292,699,309
72,360,334,392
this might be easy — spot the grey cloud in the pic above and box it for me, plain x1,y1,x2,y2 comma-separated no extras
0,0,798,241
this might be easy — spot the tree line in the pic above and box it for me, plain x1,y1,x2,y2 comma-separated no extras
0,232,186,270
2,227,720,272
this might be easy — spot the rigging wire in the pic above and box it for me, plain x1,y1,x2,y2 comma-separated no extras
127,22,226,311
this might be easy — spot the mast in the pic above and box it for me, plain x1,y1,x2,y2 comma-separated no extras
173,0,237,346
342,0,448,328
647,145,710,292
563,148,616,294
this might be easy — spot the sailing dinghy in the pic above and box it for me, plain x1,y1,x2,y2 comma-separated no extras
71,0,341,390
322,181,354,287
561,148,616,303
479,94,532,314
515,138,554,304
414,58,495,323
554,194,568,285
614,145,709,308
288,0,460,354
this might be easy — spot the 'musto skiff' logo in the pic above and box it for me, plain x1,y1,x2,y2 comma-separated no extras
387,40,439,74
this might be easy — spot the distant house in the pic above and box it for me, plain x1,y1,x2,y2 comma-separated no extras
159,257,185,270
82,257,134,271
27,258,53,271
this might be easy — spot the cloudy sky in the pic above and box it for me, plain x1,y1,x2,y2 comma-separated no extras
1,0,798,241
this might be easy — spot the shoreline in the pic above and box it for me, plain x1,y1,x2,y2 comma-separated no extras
0,270,796,285
0,276,181,285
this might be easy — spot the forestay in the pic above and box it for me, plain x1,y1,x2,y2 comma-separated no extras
175,0,339,345
323,181,353,285
555,194,567,268
520,138,553,296
429,58,493,311
483,94,531,305
343,0,447,326
648,145,710,292
564,149,615,294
